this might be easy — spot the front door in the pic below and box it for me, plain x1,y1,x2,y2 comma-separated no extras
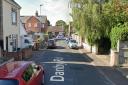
6,37,8,51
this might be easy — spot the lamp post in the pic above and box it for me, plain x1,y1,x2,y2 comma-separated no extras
40,4,43,32
40,1,48,16
40,4,43,16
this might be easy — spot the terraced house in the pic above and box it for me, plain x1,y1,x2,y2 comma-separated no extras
0,0,21,52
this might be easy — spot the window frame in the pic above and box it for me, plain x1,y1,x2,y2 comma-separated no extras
11,8,17,25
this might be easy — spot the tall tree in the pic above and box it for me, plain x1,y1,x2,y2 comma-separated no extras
71,0,128,52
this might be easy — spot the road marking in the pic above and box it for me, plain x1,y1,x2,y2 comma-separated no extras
42,61,92,65
50,57,65,82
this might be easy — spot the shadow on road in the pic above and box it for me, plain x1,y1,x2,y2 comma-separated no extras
56,46,66,49
96,66,128,85
29,49,93,63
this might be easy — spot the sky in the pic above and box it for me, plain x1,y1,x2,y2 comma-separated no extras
15,0,72,26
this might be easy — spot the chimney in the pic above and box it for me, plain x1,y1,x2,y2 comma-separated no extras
35,11,38,16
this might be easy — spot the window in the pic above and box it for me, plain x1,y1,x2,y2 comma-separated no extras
34,23,37,27
11,8,17,25
28,23,31,27
24,39,30,43
42,24,44,28
0,79,19,85
71,40,77,43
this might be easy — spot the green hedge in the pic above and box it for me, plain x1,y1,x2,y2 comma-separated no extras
110,23,128,49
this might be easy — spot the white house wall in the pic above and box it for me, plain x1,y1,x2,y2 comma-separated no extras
2,0,20,51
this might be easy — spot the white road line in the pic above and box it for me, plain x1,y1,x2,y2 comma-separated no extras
40,61,93,65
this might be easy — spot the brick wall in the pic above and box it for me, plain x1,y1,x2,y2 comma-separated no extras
25,16,40,32
3,51,22,61
22,48,32,59
2,48,32,60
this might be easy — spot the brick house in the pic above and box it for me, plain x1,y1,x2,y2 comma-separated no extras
47,26,64,39
0,0,21,52
20,11,48,33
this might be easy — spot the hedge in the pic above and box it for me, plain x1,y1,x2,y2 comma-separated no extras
110,23,128,49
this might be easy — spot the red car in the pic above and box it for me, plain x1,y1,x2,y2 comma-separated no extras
0,61,44,85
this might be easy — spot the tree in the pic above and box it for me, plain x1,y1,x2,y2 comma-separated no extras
55,20,66,26
70,0,128,52
71,0,101,46
55,20,68,35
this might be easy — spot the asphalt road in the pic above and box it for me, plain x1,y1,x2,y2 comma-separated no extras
28,40,128,85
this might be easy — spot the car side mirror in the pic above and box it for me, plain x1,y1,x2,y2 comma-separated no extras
34,65,40,70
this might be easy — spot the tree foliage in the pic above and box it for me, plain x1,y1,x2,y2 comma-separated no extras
55,20,68,35
111,23,128,49
55,20,66,26
71,0,128,48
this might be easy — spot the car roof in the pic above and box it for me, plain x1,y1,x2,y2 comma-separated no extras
0,61,32,79
48,39,55,41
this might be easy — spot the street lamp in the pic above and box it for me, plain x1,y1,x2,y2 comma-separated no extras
40,4,43,16
40,1,48,16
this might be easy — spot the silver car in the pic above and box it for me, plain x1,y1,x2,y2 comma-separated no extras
68,39,78,49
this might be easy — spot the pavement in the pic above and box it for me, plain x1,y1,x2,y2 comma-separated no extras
79,48,128,79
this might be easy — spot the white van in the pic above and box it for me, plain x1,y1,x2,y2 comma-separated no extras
21,36,34,49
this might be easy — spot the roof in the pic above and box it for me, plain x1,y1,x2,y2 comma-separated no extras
36,16,47,23
4,0,21,9
48,26,64,32
0,61,32,79
20,16,30,23
20,16,47,23
12,0,21,9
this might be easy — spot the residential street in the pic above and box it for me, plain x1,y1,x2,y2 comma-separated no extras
28,40,128,85
0,0,128,85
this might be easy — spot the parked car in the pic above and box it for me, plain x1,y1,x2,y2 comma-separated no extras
56,34,64,40
65,37,72,44
0,61,44,85
47,39,56,48
68,39,78,49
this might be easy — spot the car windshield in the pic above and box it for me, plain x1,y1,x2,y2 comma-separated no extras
48,40,54,43
0,79,19,85
70,40,77,43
